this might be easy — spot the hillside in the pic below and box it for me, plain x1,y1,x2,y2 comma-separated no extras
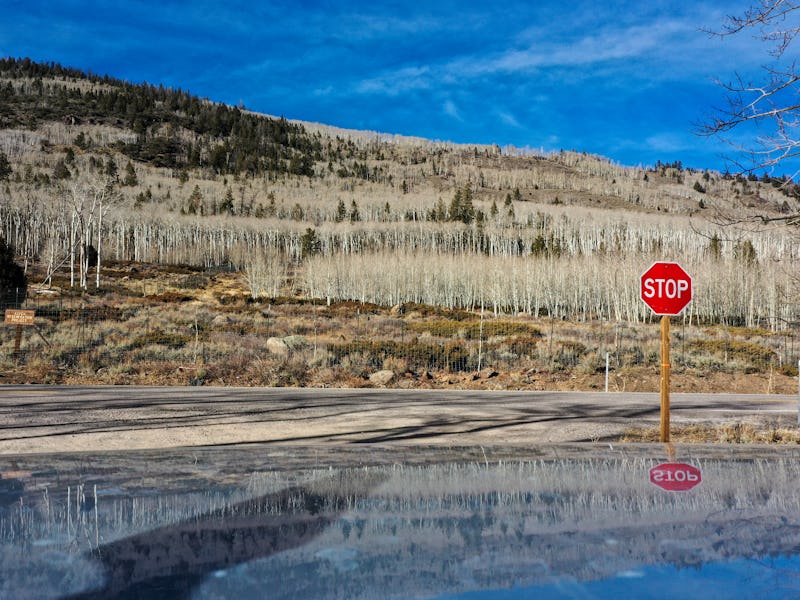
0,58,799,389
0,58,797,324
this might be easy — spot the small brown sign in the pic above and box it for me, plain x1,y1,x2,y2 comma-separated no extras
4,309,35,326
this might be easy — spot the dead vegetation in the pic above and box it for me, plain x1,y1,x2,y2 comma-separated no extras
1,261,798,393
619,421,800,444
0,64,799,393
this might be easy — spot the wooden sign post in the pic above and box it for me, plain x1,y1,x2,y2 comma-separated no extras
660,315,670,442
640,263,692,443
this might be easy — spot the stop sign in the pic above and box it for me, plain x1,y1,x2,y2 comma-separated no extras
640,262,692,316
649,462,702,491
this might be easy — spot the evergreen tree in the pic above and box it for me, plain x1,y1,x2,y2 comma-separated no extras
290,203,304,221
187,185,203,214
335,199,347,222
123,161,138,186
74,132,89,150
449,183,475,224
300,227,321,257
219,188,235,215
0,238,26,307
105,157,117,179
431,197,447,222
734,239,758,266
448,188,462,222
463,184,475,223
693,180,706,194
53,159,70,180
349,200,361,223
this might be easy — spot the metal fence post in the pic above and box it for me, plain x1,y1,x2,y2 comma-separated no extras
477,303,484,372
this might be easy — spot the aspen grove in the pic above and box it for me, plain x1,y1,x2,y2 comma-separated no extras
1,59,799,333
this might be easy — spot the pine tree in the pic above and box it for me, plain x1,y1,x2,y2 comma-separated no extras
431,197,447,222
74,132,89,150
53,159,70,180
123,161,138,186
219,188,235,215
187,185,203,214
734,239,757,266
335,199,347,222
0,238,26,307
349,200,361,223
105,158,117,179
453,183,475,224
448,188,463,222
300,227,321,257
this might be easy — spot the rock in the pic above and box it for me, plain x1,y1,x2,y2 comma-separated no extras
390,303,406,316
480,368,499,379
369,370,395,386
266,337,289,356
212,314,231,327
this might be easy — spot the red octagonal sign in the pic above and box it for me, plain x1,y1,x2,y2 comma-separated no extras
649,462,702,491
640,262,692,316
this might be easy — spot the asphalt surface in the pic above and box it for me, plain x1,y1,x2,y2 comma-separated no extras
0,385,795,454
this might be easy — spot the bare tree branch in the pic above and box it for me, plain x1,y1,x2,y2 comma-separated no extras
700,2,800,181
706,1,800,57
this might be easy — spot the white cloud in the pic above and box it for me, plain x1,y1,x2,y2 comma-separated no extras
353,18,697,98
643,132,692,153
351,7,769,100
443,100,463,121
444,18,704,81
312,85,335,97
496,110,522,128
357,66,432,95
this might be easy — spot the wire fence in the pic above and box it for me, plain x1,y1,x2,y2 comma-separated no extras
2,291,799,387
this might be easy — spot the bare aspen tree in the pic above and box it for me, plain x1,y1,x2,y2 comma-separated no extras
66,176,119,289
95,181,121,289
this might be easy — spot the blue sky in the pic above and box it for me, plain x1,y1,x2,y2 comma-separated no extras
0,1,779,173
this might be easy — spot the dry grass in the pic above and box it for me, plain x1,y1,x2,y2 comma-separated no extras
2,260,799,393
618,421,800,444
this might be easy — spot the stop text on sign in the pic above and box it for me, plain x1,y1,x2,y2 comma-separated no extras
642,278,689,300
640,262,692,316
649,462,702,491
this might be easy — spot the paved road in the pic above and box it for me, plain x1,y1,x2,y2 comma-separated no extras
0,385,795,454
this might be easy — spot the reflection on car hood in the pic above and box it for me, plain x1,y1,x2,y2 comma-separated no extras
0,444,799,599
